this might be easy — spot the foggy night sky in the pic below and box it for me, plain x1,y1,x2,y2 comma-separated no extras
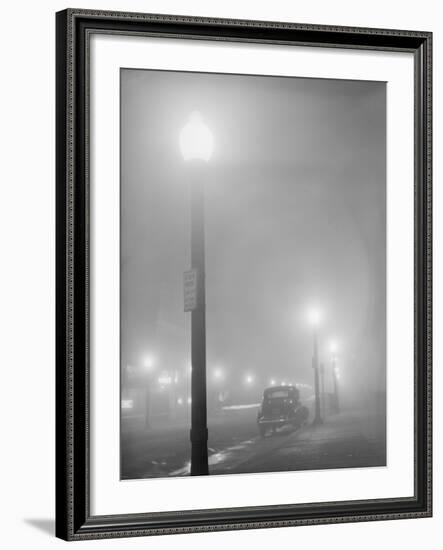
120,69,386,394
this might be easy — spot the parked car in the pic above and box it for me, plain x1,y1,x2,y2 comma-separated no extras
257,385,309,437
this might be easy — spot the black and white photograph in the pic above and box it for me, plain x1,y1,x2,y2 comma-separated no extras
120,69,387,480
53,8,432,542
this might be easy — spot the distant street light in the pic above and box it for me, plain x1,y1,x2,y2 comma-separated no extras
180,112,213,476
213,368,224,381
245,374,254,385
307,307,322,328
144,355,155,371
308,306,323,425
329,340,338,354
270,379,276,386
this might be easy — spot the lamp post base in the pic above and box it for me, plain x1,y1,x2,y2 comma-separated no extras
190,427,209,475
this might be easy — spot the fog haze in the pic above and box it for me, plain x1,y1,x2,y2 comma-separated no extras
120,68,386,400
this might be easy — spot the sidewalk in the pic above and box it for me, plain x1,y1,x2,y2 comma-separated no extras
121,407,258,479
213,408,386,475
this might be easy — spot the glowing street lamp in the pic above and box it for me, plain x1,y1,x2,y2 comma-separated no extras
213,368,224,381
143,355,156,371
180,112,214,476
307,306,323,425
307,307,322,328
180,112,214,162
245,374,254,385
329,340,338,355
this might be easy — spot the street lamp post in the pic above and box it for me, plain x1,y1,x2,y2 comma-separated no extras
308,308,323,426
329,340,340,414
213,368,225,412
332,358,340,414
143,355,155,430
319,362,325,417
180,112,213,476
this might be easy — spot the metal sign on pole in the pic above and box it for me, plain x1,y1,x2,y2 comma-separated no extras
183,269,198,312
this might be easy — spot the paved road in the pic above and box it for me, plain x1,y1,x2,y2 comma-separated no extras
121,407,385,479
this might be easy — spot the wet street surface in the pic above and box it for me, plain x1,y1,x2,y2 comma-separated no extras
121,407,386,479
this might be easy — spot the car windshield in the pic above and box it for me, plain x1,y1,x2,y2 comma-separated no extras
267,390,290,399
